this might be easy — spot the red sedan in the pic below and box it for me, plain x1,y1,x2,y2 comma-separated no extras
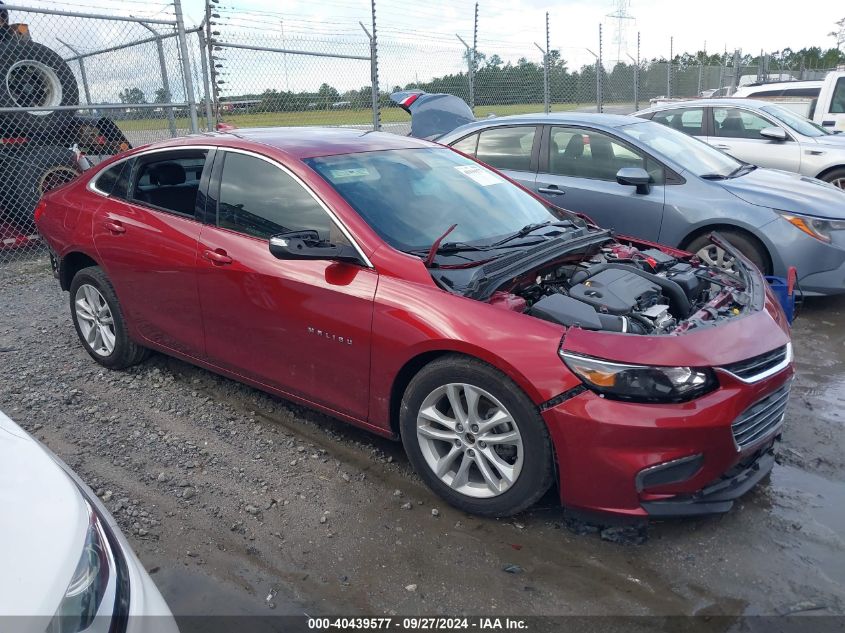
35,129,793,519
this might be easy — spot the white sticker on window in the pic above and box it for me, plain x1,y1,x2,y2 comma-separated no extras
330,167,371,179
454,164,503,186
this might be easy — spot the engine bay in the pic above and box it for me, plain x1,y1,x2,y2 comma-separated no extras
487,243,752,335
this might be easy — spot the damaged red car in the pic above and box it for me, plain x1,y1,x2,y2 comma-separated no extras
35,128,793,519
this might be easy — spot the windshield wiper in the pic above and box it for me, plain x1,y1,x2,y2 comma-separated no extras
489,220,573,247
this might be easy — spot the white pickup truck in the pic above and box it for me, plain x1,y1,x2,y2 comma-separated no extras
731,70,845,130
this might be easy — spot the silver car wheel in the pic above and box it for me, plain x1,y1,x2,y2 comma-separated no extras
831,177,845,190
75,284,116,357
696,244,738,274
416,383,524,499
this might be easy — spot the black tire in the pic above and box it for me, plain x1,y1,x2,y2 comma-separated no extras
399,355,554,517
686,229,770,275
68,265,148,369
820,167,845,191
0,146,79,232
0,39,80,133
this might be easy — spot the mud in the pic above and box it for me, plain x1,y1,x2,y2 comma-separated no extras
1,258,843,620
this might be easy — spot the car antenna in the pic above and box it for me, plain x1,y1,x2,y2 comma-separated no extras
425,224,458,268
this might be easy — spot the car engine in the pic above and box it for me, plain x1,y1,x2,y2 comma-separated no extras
491,244,747,335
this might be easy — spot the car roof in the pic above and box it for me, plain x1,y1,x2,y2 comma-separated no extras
450,111,644,132
142,127,437,160
637,98,792,113
230,127,438,158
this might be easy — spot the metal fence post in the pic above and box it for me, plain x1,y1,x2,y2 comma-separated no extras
667,36,673,98
366,0,380,131
597,24,603,113
57,39,94,116
173,0,199,133
534,39,548,114
697,62,703,96
197,28,214,131
544,12,550,113
634,32,640,110
138,22,177,137
456,34,473,111
471,2,478,110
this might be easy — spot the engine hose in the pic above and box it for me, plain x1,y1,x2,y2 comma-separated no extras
570,263,692,318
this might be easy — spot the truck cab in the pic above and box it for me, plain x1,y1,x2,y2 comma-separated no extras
813,70,845,132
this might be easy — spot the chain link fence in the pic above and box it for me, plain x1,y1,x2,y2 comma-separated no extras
0,1,202,263
1,0,843,268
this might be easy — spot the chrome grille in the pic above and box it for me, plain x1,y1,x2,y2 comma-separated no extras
731,383,791,449
721,344,791,383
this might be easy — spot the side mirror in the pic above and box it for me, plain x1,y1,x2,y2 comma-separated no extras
759,126,788,142
269,230,361,264
616,167,652,194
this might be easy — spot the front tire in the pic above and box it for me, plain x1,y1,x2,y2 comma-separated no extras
820,167,845,190
686,229,769,275
399,355,554,517
69,266,148,369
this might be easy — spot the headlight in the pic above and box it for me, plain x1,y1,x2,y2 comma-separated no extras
560,352,717,403
779,211,845,243
46,503,118,633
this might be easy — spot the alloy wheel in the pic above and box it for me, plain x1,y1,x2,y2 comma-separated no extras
831,177,845,190
74,284,116,357
696,244,737,274
416,383,524,498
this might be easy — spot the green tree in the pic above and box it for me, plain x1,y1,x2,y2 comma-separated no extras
119,87,146,104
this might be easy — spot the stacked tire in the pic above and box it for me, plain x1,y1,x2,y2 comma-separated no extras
0,35,82,239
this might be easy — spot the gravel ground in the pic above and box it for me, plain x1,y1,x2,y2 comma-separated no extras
1,255,844,622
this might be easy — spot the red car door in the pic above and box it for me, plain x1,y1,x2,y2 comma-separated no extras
92,149,211,358
196,150,377,420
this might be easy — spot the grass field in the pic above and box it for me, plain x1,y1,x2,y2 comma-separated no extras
115,102,591,134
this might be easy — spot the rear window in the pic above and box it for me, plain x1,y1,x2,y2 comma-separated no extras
93,160,131,198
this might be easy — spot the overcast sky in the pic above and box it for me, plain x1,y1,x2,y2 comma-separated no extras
181,0,843,69
19,0,842,99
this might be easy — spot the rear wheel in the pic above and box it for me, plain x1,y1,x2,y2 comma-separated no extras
69,266,148,369
399,355,554,517
820,167,845,190
686,229,769,275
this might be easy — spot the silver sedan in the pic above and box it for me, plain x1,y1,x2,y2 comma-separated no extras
634,99,845,189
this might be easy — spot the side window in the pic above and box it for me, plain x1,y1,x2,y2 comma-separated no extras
129,152,207,217
94,160,131,198
713,108,776,139
651,108,704,135
475,126,536,171
549,127,664,184
831,77,845,114
451,133,479,156
217,152,343,242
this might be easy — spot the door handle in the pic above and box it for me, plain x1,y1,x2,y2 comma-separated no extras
203,249,233,265
713,144,731,150
822,121,835,127
102,220,126,234
538,185,565,195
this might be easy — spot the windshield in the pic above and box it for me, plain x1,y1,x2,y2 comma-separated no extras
761,104,829,137
305,148,564,252
620,120,741,178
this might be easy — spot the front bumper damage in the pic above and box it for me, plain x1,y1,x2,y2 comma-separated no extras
640,440,777,517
